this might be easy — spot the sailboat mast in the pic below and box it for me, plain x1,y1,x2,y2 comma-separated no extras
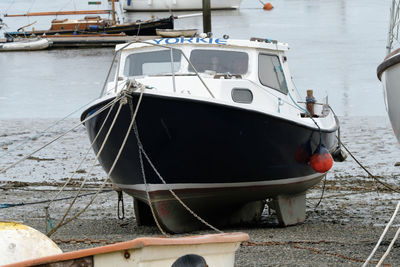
112,0,116,24
4,10,111,17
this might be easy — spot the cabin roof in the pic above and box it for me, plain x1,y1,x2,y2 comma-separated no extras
116,38,289,52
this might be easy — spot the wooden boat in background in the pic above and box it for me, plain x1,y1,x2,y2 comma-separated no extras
1,222,248,267
4,0,174,37
5,16,174,37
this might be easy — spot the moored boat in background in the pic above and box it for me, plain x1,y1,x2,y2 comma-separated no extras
156,28,198,37
123,0,243,11
81,36,341,233
0,38,51,51
377,0,400,143
3,0,174,37
4,16,174,37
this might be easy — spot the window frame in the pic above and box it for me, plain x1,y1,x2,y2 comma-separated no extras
258,53,288,95
123,49,182,77
188,48,249,75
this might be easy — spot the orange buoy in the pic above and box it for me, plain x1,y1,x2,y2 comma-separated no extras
310,145,333,173
263,3,274,10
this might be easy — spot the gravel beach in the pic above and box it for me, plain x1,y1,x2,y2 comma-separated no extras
1,116,400,266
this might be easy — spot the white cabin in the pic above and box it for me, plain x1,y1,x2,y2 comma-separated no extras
105,37,334,129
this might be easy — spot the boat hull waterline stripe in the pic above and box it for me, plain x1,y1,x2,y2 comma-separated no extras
116,172,324,192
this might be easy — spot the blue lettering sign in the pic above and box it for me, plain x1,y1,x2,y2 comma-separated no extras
165,38,180,44
195,38,209,44
215,38,227,44
152,39,163,45
151,38,227,45
181,37,193,43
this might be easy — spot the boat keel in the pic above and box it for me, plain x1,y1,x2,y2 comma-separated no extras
133,198,156,226
133,197,265,233
269,191,306,226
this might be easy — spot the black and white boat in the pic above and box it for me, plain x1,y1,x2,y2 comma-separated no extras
81,37,341,233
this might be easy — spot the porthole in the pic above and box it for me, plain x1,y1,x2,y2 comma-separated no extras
231,88,253,104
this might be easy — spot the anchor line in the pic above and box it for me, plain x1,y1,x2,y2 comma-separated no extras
362,200,400,267
313,174,327,210
47,85,142,237
132,123,223,234
339,140,400,194
377,223,400,266
0,98,98,161
47,97,125,236
126,90,169,236
1,95,123,174
135,124,169,237
0,190,112,209
47,92,119,209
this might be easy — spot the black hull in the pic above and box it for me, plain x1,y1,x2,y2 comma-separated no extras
5,16,173,37
82,93,338,232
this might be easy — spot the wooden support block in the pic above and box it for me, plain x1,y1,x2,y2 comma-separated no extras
273,191,306,226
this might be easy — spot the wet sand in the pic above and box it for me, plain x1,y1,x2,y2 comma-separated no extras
1,116,400,266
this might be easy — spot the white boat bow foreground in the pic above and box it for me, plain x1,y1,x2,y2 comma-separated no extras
1,222,248,267
81,37,342,233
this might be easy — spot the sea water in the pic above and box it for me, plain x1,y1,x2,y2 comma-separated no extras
0,0,392,118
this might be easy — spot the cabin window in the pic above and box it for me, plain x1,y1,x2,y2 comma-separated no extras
231,88,253,104
188,49,248,74
258,54,288,94
124,50,181,76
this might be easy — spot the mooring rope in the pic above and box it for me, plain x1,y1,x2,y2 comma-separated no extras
47,95,118,208
133,125,223,234
0,190,112,209
47,95,125,236
313,174,327,210
47,85,144,237
47,80,135,208
0,97,98,160
362,200,400,267
376,224,400,266
1,96,122,174
136,129,169,236
339,140,400,194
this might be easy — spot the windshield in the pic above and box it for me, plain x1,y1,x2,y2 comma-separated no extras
124,49,181,76
188,49,248,74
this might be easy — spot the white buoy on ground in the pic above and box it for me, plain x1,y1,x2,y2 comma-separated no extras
0,221,62,266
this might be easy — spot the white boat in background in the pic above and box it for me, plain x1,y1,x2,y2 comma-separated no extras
377,0,400,143
156,28,198,37
123,0,242,11
0,38,51,51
